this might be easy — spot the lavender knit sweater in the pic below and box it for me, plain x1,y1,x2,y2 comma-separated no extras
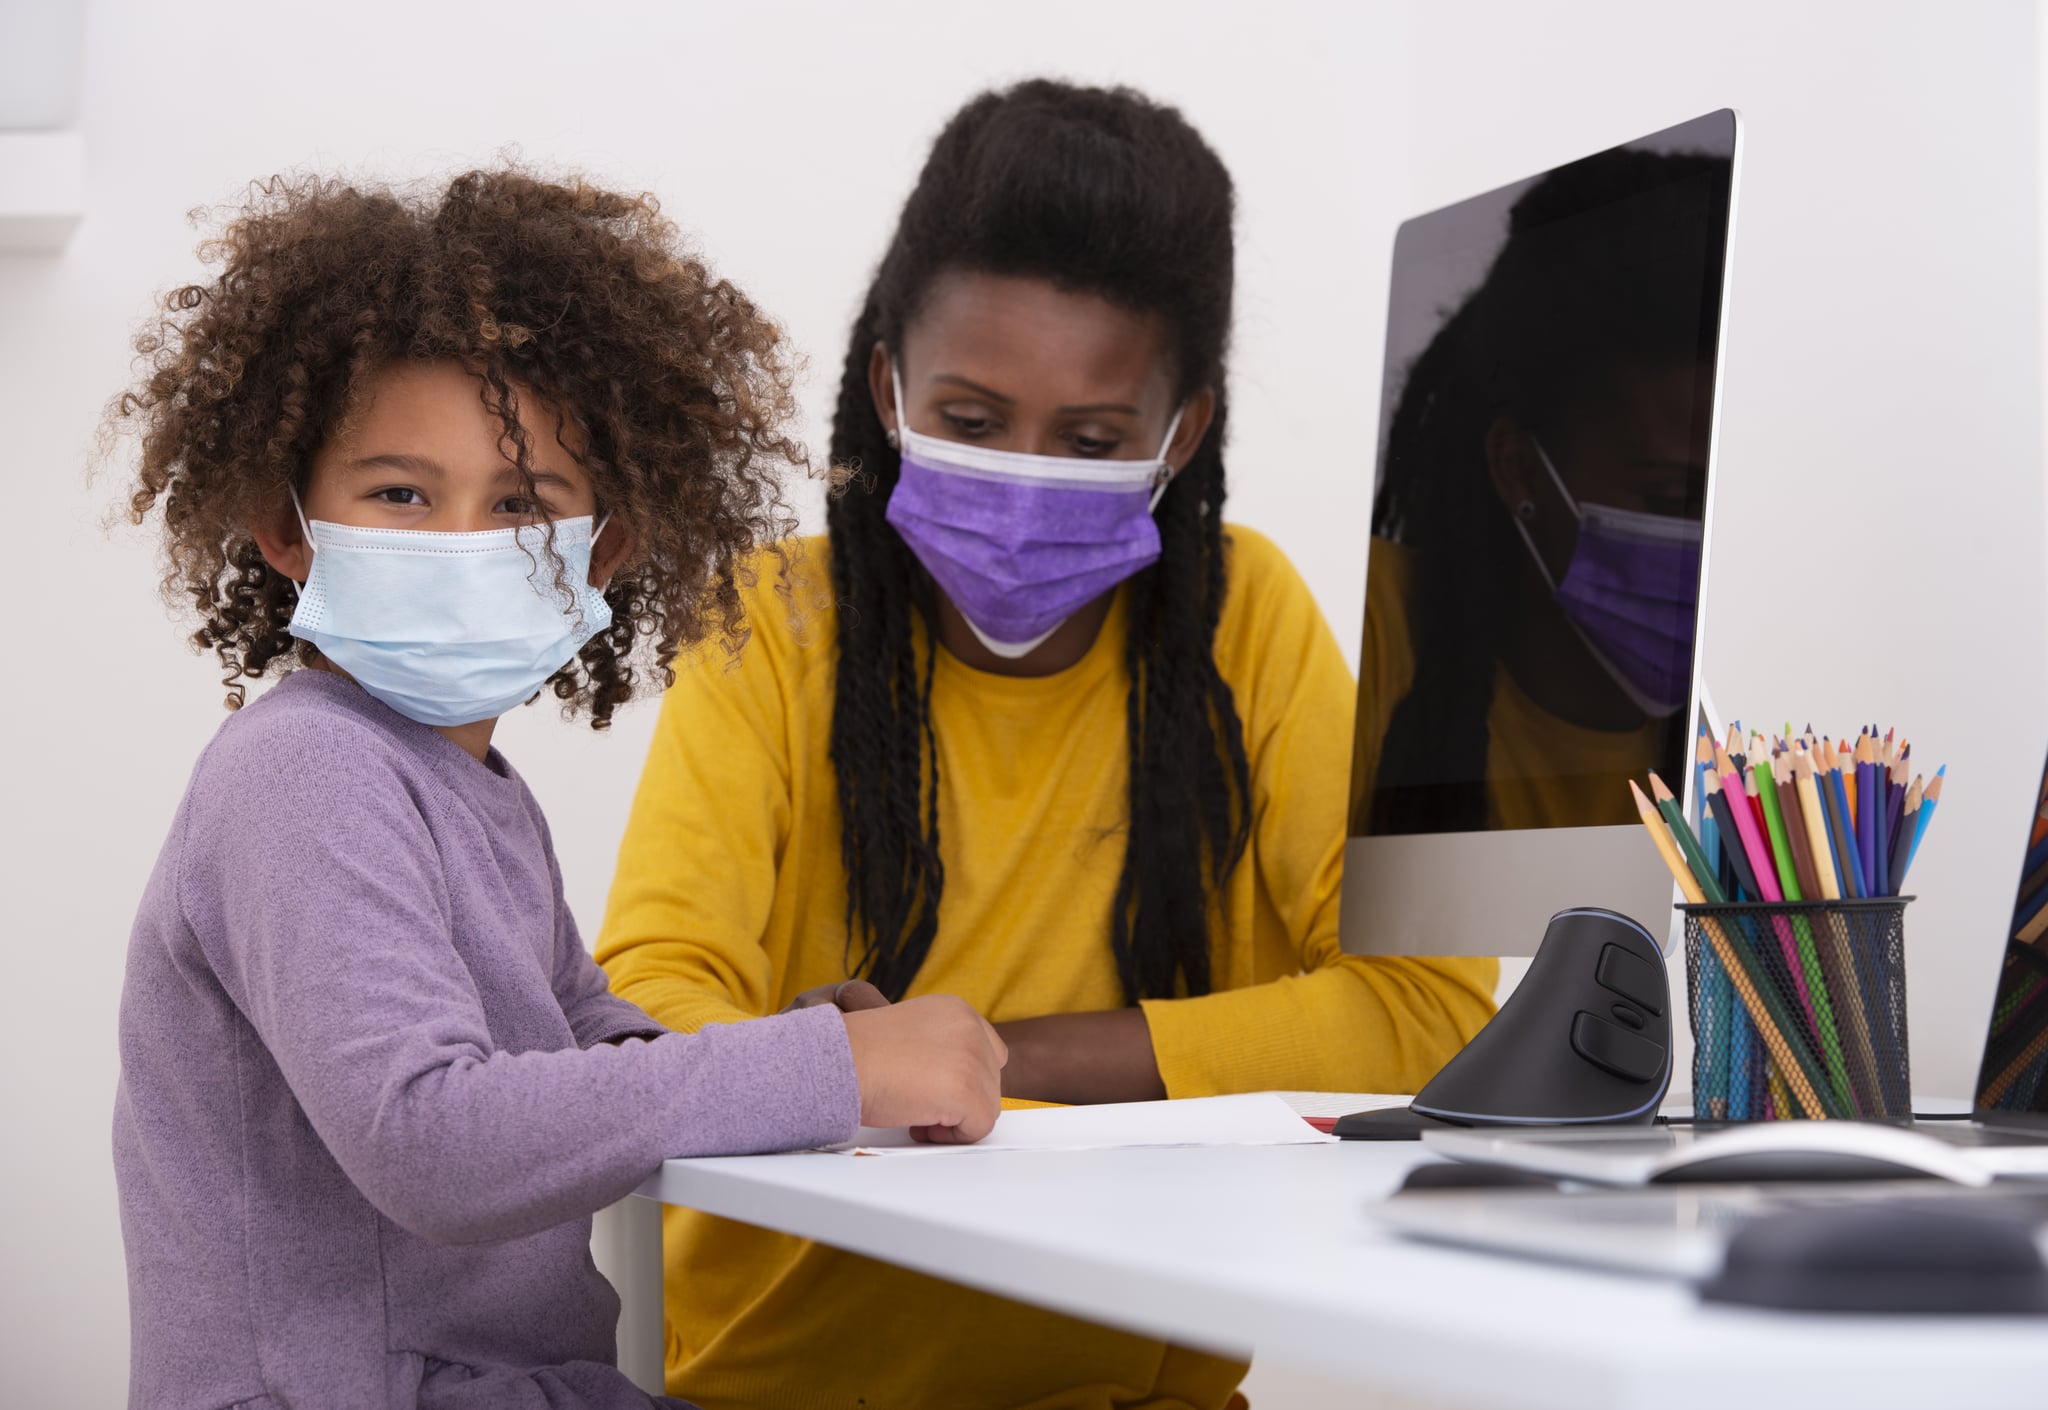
113,670,860,1409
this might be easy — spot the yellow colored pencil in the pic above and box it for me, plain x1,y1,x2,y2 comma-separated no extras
1628,783,1830,1119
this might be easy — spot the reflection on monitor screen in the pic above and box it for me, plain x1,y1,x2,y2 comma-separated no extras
1350,116,1735,840
1978,755,2048,1111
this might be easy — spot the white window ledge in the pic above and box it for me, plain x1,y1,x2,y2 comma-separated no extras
0,132,83,254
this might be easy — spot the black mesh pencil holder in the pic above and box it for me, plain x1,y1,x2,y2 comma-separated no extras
1680,899,1912,1122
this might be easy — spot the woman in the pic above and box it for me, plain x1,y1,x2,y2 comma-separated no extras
599,80,1496,1410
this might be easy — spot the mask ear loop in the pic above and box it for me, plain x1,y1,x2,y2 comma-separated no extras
889,360,909,453
1528,437,1583,521
1509,436,1584,594
588,511,615,591
286,484,314,591
1147,402,1191,513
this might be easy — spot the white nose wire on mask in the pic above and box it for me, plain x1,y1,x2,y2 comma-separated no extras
892,361,1187,509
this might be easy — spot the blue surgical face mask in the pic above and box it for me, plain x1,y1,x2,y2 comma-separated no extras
285,490,613,728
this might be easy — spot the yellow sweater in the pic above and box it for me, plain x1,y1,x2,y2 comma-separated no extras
597,526,1498,1410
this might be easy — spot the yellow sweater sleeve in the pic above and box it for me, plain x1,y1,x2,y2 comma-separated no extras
594,574,801,1033
1140,529,1498,1097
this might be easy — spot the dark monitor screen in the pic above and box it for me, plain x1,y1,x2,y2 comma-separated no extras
1978,754,2048,1111
1349,111,1736,841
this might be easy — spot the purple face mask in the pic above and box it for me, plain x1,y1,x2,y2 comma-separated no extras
1517,439,1703,717
884,366,1186,658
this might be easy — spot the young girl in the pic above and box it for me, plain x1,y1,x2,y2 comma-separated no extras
110,169,1004,1410
596,84,1499,1408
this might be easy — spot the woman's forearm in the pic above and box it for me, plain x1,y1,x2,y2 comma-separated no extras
994,1007,1167,1105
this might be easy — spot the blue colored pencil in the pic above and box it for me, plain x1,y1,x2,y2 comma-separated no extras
1873,771,1891,897
1696,736,1721,878
1728,996,1753,1119
1888,776,1922,897
1856,737,1881,897
1885,761,1907,848
1824,757,1867,899
1900,767,1944,886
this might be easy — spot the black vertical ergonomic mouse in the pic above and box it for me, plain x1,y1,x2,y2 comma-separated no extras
1336,908,1671,1139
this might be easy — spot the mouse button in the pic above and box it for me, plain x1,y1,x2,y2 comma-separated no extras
1571,1010,1665,1083
1595,943,1666,1015
1611,1002,1646,1030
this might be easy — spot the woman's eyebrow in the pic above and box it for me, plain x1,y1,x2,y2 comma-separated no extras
928,374,1140,418
930,374,1015,403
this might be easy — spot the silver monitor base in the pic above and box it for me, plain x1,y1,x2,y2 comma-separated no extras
1340,825,1680,957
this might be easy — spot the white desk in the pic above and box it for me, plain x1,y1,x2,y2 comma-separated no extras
637,1139,2046,1410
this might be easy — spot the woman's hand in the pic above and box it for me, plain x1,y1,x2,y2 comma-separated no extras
842,995,1007,1143
785,979,893,1014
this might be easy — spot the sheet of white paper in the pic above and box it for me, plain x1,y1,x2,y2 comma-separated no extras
1262,1091,1414,1120
827,1092,1339,1156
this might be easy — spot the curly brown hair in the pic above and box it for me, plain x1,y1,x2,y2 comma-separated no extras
111,167,806,727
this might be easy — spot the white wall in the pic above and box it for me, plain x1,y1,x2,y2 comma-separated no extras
0,2,2038,1404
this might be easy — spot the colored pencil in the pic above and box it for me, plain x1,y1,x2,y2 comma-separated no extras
1889,776,1923,895
1885,757,1908,849
1791,751,1841,902
1696,733,1721,879
1754,757,1854,1111
1707,758,1767,902
1630,720,1945,1119
1649,774,1722,901
1737,766,1831,1058
1824,751,1867,899
1756,754,1805,901
1856,734,1881,897
1901,767,1943,887
1776,757,1821,902
1628,782,1833,1118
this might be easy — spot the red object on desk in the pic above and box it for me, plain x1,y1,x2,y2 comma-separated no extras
1303,1116,1339,1134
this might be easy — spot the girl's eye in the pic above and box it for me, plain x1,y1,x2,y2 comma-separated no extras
373,487,423,506
497,496,539,516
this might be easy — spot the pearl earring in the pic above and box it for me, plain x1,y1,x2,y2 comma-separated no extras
886,428,900,450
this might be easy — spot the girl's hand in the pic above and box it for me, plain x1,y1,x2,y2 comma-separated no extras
842,996,1007,1143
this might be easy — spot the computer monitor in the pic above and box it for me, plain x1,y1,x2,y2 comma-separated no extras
1341,110,1739,957
1978,749,2048,1110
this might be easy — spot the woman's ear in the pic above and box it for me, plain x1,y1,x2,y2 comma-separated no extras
1485,414,1537,516
867,340,900,444
588,516,637,589
249,493,312,586
1166,387,1218,472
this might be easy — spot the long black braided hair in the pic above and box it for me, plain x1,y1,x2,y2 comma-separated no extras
1365,147,1731,835
826,79,1249,1004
